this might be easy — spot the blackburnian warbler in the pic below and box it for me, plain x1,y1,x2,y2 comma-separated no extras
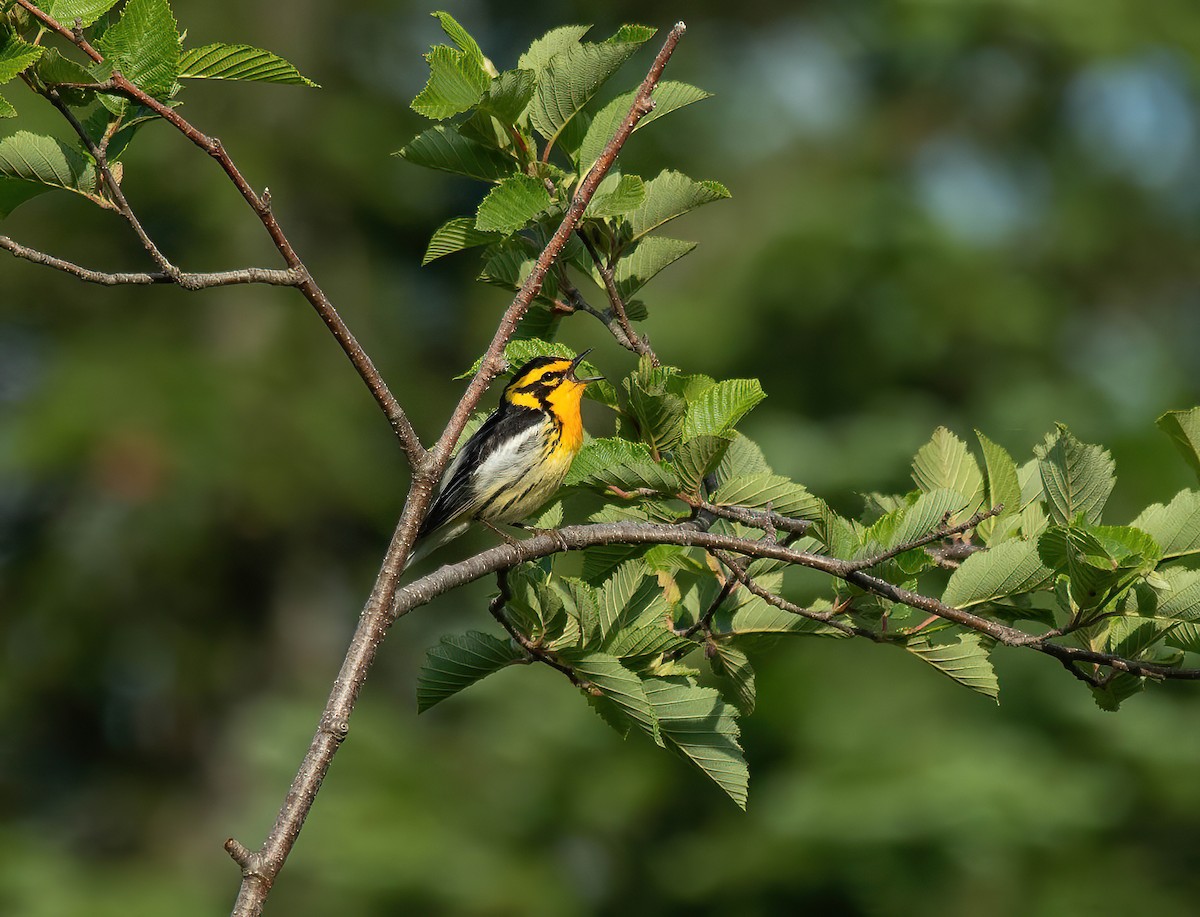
410,351,602,563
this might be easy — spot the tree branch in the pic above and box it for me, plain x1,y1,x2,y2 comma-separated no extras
845,503,1002,572
221,23,690,917
576,227,658,363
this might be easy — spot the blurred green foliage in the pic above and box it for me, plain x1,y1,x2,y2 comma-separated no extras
4,0,1200,914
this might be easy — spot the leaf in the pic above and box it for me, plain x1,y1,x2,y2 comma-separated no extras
1090,673,1146,712
976,431,1021,542
0,27,43,84
682,378,766,441
717,433,771,483
431,10,488,71
1157,408,1200,479
609,236,696,299
709,643,756,715
410,43,489,120
673,435,731,496
396,124,516,182
530,33,652,152
45,0,119,28
558,649,658,741
178,43,318,86
905,632,999,701
1038,522,1159,612
0,131,97,197
578,80,712,172
623,361,687,456
941,539,1054,609
564,436,679,493
625,170,730,244
0,176,48,217
1131,490,1200,560
597,559,664,639
476,238,560,304
604,622,692,664
421,215,502,265
584,172,645,218
1035,425,1116,525
642,677,748,808
95,0,181,99
710,473,822,519
518,25,591,73
416,631,523,712
911,427,985,518
0,94,14,119
475,173,551,234
477,68,536,123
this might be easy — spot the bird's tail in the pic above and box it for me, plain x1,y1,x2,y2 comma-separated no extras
401,519,472,574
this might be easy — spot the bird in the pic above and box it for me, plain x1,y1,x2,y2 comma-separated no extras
407,350,603,566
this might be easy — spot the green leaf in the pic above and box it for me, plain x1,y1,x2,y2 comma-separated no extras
565,437,679,494
558,649,658,741
642,677,748,809
623,361,688,456
1038,523,1159,612
1090,673,1147,712
604,622,692,665
474,173,551,234
530,34,651,153
45,0,119,28
911,427,985,519
0,175,48,217
584,172,645,218
625,170,730,244
717,433,771,483
477,68,536,123
476,238,559,303
578,80,712,172
609,235,695,299
1131,490,1200,561
431,10,488,71
410,43,489,120
518,25,591,73
673,435,731,496
178,43,317,86
397,124,516,182
597,559,664,638
0,26,42,84
941,539,1054,609
416,631,523,712
709,643,756,715
682,378,766,441
33,48,96,107
0,131,97,198
0,94,14,118
421,215,502,265
905,632,999,701
1035,425,1115,525
1157,408,1200,479
95,0,181,99
710,473,822,519
976,431,1021,542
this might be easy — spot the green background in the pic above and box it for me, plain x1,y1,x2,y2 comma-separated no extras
4,1,1200,914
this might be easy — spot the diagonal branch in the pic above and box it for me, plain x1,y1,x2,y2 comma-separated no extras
845,504,1002,572
576,227,658,364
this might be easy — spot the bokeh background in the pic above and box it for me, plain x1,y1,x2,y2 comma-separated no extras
4,1,1200,914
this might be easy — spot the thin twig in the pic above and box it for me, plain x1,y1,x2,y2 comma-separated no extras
679,495,812,537
845,504,1002,572
577,227,657,363
488,569,595,692
0,236,303,287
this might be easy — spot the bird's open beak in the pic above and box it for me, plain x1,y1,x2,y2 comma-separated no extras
569,348,604,383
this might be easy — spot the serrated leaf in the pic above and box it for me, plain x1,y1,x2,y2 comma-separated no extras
905,632,999,700
912,427,985,519
682,378,766,441
578,80,712,172
604,622,692,663
95,0,181,99
710,473,822,519
558,649,659,741
717,433,771,483
475,238,560,304
397,124,516,181
673,435,731,496
1090,672,1146,711
623,361,687,456
421,215,501,265
597,559,664,639
178,43,317,86
416,630,523,712
564,436,679,494
0,94,14,118
1035,425,1115,525
625,170,731,244
976,431,1021,542
584,172,644,218
1132,490,1200,561
709,643,756,715
609,235,695,299
477,68,535,123
942,539,1055,609
411,43,489,120
431,10,487,71
1157,408,1200,479
1038,523,1158,612
712,583,844,641
0,131,97,198
518,25,591,73
642,677,748,808
0,26,42,83
474,173,552,234
45,0,119,28
530,34,650,153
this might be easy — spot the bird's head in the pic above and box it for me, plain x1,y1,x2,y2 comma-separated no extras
503,350,603,412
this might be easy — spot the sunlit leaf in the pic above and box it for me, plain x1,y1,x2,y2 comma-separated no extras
1035,425,1115,526
179,43,318,86
416,631,523,712
905,632,999,701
